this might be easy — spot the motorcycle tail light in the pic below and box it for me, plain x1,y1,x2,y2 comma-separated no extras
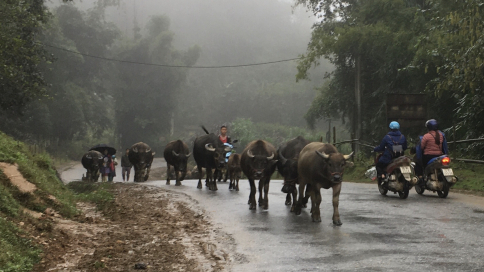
441,157,451,166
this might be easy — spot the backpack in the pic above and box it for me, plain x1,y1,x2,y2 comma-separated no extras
388,135,404,158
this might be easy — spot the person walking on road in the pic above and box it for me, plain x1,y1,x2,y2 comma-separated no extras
121,148,132,181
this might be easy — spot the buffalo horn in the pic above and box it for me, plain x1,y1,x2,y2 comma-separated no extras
133,147,138,153
172,150,180,157
86,155,92,159
205,144,216,152
247,149,255,158
344,152,354,160
186,152,191,158
267,152,275,160
315,150,330,159
98,156,103,160
146,147,151,152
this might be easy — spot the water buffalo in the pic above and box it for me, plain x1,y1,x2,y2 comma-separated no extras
295,142,353,225
128,142,155,182
81,150,103,182
193,126,231,191
277,136,310,211
241,140,278,210
227,153,242,191
163,140,191,186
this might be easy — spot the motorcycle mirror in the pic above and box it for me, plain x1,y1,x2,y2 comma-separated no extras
232,140,239,143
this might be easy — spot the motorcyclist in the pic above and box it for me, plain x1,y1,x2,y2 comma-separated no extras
414,119,449,178
374,121,408,183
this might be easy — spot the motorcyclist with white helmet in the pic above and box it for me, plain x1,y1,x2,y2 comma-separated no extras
373,121,408,182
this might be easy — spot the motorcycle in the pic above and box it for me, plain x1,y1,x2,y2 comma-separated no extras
215,140,238,182
376,154,418,199
415,155,457,198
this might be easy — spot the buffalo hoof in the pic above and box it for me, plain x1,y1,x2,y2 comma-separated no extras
294,205,302,215
166,181,170,185
144,176,149,181
285,200,291,206
263,204,269,210
290,205,295,212
229,183,233,190
236,187,239,192
249,203,256,210
175,182,181,186
312,214,322,222
333,219,343,226
197,183,202,189
302,203,307,208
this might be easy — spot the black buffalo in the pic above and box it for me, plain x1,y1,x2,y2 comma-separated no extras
295,142,353,225
277,136,310,212
81,150,103,182
163,140,191,186
193,126,231,191
240,140,278,210
227,153,242,191
128,142,155,182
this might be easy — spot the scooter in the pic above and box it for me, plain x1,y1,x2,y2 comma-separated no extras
376,154,418,199
415,155,457,198
215,140,238,182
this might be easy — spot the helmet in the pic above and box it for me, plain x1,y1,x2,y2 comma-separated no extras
389,121,400,130
425,119,438,130
112,155,116,158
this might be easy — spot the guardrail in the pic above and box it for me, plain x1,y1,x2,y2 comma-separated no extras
334,138,484,164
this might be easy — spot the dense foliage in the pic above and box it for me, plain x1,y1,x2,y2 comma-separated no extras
296,0,484,157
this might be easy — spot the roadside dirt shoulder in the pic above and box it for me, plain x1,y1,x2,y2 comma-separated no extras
32,183,233,271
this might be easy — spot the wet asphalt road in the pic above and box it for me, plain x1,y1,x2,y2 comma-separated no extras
63,164,484,272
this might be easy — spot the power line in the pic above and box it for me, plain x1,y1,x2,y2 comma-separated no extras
42,43,302,69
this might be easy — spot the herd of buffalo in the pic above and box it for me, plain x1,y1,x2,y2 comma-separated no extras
82,127,354,225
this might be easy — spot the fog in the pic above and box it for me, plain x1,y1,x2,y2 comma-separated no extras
7,0,337,155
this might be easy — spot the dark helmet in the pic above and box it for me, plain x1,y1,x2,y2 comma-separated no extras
425,119,438,130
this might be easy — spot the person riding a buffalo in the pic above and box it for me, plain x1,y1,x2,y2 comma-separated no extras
374,121,408,182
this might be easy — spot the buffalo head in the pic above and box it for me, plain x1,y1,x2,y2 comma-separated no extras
171,150,191,178
315,151,354,183
205,143,231,169
247,149,277,179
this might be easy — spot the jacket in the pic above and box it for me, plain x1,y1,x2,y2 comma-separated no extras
374,130,408,164
121,154,132,168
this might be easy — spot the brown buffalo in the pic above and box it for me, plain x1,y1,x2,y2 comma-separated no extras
227,153,242,191
240,140,278,210
81,150,103,182
295,142,353,225
163,140,191,186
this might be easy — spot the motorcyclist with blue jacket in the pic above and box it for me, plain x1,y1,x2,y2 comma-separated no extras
374,121,408,182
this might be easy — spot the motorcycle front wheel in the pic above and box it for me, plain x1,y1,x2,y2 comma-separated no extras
415,184,425,195
378,181,388,196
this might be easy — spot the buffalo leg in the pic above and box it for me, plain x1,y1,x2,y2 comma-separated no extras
248,178,257,210
175,167,182,186
290,189,298,212
258,179,264,206
295,181,307,215
228,171,233,190
166,165,171,185
211,168,218,191
144,166,151,181
332,183,343,226
310,184,322,222
285,194,291,206
262,178,270,210
302,185,311,208
197,165,203,189
235,174,240,191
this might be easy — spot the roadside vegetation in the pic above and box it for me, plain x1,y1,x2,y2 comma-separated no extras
0,132,114,271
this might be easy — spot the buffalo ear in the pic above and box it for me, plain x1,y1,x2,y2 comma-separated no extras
270,160,278,166
152,152,156,156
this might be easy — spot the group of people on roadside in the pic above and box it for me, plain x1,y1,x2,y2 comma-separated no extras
100,148,133,182
374,119,448,184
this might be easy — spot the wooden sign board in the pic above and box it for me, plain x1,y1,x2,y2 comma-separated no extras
386,94,427,131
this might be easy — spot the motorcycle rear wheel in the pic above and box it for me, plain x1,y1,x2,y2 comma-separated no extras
398,189,409,199
415,184,425,195
378,181,388,196
437,186,449,198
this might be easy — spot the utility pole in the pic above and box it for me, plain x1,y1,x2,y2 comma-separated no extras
354,55,361,154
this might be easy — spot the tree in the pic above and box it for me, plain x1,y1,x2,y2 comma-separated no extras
0,0,50,112
113,15,200,149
